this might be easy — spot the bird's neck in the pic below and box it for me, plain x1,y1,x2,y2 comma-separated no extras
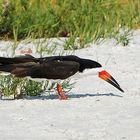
71,68,103,79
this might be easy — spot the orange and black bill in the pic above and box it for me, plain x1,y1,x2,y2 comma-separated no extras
99,70,124,93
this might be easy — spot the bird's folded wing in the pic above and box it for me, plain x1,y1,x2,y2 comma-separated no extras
27,61,80,79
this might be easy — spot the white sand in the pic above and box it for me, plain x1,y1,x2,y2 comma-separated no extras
0,30,140,140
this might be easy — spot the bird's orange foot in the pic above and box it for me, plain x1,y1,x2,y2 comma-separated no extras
57,83,68,100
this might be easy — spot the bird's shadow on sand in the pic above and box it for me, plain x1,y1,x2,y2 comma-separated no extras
0,93,123,101
24,92,123,100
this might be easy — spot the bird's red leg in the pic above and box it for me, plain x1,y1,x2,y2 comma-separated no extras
56,83,68,100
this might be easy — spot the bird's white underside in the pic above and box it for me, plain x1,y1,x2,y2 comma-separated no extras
0,68,103,83
71,68,103,79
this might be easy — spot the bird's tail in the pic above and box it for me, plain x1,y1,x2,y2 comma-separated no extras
0,55,37,77
0,54,37,65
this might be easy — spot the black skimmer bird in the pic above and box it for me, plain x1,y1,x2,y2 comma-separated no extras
0,54,124,100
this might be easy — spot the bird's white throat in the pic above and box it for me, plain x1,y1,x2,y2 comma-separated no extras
71,67,104,79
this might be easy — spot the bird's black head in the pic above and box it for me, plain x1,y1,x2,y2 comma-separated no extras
79,58,102,72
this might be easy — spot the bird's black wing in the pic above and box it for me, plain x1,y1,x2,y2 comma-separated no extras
27,60,80,79
0,55,78,66
0,55,79,65
0,55,80,79
0,59,80,79
0,54,38,65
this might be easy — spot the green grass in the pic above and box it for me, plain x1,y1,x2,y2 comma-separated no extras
0,74,74,99
0,0,140,47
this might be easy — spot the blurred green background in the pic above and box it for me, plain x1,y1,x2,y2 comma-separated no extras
0,0,139,44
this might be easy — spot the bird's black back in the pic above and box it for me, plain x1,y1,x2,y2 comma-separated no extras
41,55,102,72
0,55,102,79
